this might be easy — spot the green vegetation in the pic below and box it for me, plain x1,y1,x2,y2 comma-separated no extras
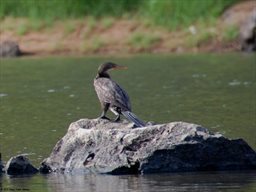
187,31,217,47
81,37,106,52
86,16,97,35
0,0,238,28
0,0,139,18
129,32,161,49
91,38,105,52
16,22,29,36
64,22,76,36
0,18,52,34
222,25,239,41
29,19,45,31
101,17,115,29
141,0,238,29
0,0,241,52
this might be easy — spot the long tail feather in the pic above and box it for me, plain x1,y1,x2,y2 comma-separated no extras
122,111,145,127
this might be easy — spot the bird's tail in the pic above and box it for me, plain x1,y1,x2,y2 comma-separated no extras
122,111,145,127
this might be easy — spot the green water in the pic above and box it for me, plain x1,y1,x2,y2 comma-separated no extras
1,171,256,192
0,54,256,191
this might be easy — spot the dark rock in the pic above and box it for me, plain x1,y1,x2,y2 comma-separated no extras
0,41,21,57
40,119,256,174
240,10,256,52
5,155,38,175
0,153,4,173
39,162,52,174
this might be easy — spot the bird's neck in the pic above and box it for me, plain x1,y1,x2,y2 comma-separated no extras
96,71,110,79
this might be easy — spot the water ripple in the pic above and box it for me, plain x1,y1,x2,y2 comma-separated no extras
228,80,241,86
47,89,56,93
0,93,8,97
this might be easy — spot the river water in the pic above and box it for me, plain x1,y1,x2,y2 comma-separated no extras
0,54,255,191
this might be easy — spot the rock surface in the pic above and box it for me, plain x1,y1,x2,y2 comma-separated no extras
40,119,256,174
5,155,38,175
240,10,256,52
0,41,21,57
222,2,256,52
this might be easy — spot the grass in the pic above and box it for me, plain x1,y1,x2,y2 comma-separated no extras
52,42,65,52
0,17,53,34
186,30,217,47
101,17,115,29
64,22,76,36
0,0,241,53
141,0,239,29
0,0,238,29
0,18,16,32
16,22,29,36
85,16,97,36
91,38,105,51
81,38,105,53
0,0,140,18
29,20,45,31
222,25,239,41
129,32,161,49
182,19,220,47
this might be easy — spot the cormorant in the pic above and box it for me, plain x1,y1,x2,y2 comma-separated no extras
94,62,145,127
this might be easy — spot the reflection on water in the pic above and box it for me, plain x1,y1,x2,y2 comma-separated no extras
1,171,256,192
0,54,256,191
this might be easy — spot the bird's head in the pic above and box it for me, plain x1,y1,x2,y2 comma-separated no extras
98,62,127,75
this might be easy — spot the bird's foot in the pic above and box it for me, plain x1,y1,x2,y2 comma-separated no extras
99,116,110,121
131,124,138,128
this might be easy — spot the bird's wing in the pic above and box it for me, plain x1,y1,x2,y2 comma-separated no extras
94,78,131,111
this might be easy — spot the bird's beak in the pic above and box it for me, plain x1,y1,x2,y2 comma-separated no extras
113,65,128,70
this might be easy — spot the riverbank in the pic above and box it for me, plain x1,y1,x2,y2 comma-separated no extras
0,0,255,56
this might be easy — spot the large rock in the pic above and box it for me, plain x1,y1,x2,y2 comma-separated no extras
240,10,256,52
40,119,256,174
222,1,256,52
5,155,38,175
0,41,21,57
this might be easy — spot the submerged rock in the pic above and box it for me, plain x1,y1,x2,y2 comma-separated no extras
40,119,256,174
5,155,38,175
0,41,21,57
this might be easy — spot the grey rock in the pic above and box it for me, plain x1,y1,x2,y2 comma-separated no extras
40,119,256,174
5,155,38,175
0,41,21,57
240,10,256,52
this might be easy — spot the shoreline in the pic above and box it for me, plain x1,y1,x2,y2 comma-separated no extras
2,51,248,59
0,1,254,57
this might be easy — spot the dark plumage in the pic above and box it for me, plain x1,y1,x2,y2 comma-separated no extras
94,62,145,127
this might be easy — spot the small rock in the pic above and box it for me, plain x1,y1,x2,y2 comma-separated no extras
0,41,21,57
39,162,52,174
5,155,38,175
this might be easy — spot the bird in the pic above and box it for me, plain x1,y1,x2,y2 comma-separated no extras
93,62,145,127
